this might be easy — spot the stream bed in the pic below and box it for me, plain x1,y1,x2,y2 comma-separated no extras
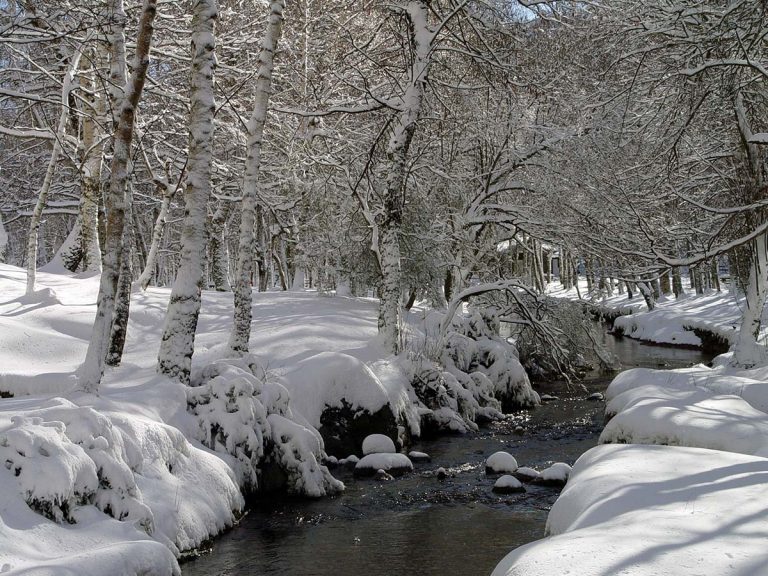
183,334,712,576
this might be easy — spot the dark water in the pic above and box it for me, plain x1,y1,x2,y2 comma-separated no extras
182,334,711,576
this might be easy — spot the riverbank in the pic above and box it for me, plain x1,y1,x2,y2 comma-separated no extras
0,264,536,575
495,281,768,576
547,280,750,350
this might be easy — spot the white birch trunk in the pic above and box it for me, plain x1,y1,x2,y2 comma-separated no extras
376,0,431,355
208,201,231,291
138,184,175,289
157,0,218,383
229,0,285,354
25,49,83,293
79,0,156,392
733,235,768,367
0,212,8,263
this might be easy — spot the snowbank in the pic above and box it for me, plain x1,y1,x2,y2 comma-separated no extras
601,385,768,456
492,444,768,576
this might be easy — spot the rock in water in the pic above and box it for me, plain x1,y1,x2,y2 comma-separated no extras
354,453,413,477
493,475,525,494
485,451,518,475
362,434,396,455
408,450,431,463
538,462,572,486
513,466,540,482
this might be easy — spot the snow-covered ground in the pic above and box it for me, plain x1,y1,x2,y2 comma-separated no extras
494,279,768,576
0,264,537,575
0,264,408,575
547,279,757,348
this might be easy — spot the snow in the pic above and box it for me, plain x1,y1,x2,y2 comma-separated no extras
354,453,413,475
492,475,523,492
0,261,542,573
362,434,396,455
494,283,768,576
548,279,749,348
539,462,571,484
492,445,768,576
485,451,518,474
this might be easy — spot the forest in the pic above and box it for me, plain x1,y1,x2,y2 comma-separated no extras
1,1,767,576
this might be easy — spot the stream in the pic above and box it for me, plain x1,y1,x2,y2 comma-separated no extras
183,334,712,576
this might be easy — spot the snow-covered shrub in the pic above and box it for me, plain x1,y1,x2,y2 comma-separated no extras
1,415,97,523
187,362,268,491
442,309,539,412
0,400,153,531
189,355,342,497
408,359,475,435
266,414,343,496
511,297,613,380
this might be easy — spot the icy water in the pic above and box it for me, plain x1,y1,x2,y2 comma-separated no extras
183,334,712,576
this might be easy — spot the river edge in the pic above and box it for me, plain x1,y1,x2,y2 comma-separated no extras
181,335,712,576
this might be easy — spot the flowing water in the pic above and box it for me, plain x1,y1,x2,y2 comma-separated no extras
183,334,712,576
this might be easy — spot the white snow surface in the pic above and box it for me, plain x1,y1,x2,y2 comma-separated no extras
492,444,768,576
485,451,518,474
493,475,522,490
548,279,751,348
0,265,419,574
362,434,396,455
355,453,413,474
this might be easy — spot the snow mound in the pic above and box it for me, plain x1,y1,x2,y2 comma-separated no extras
493,445,768,576
282,352,392,429
539,462,571,485
362,433,396,455
606,365,768,413
354,453,413,477
485,451,518,474
493,474,524,493
601,384,768,456
0,414,98,524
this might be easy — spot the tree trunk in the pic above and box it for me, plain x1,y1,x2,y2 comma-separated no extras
733,235,768,366
106,188,134,367
138,183,175,289
157,0,217,383
208,201,231,291
375,1,431,355
79,0,156,392
26,49,83,293
672,266,684,298
229,0,285,354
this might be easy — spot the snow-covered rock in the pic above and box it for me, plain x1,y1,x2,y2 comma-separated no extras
513,466,540,482
354,453,413,477
492,475,525,494
485,451,518,475
362,433,396,455
538,462,571,486
408,450,431,463
282,352,407,456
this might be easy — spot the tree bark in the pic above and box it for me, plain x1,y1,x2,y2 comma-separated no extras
157,0,218,383
229,0,285,354
79,0,156,392
25,48,83,293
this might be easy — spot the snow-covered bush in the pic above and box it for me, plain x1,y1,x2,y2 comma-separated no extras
442,308,539,412
189,355,342,497
0,400,154,532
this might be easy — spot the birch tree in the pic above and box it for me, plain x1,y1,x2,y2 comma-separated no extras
157,0,218,383
79,0,157,392
229,0,285,355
